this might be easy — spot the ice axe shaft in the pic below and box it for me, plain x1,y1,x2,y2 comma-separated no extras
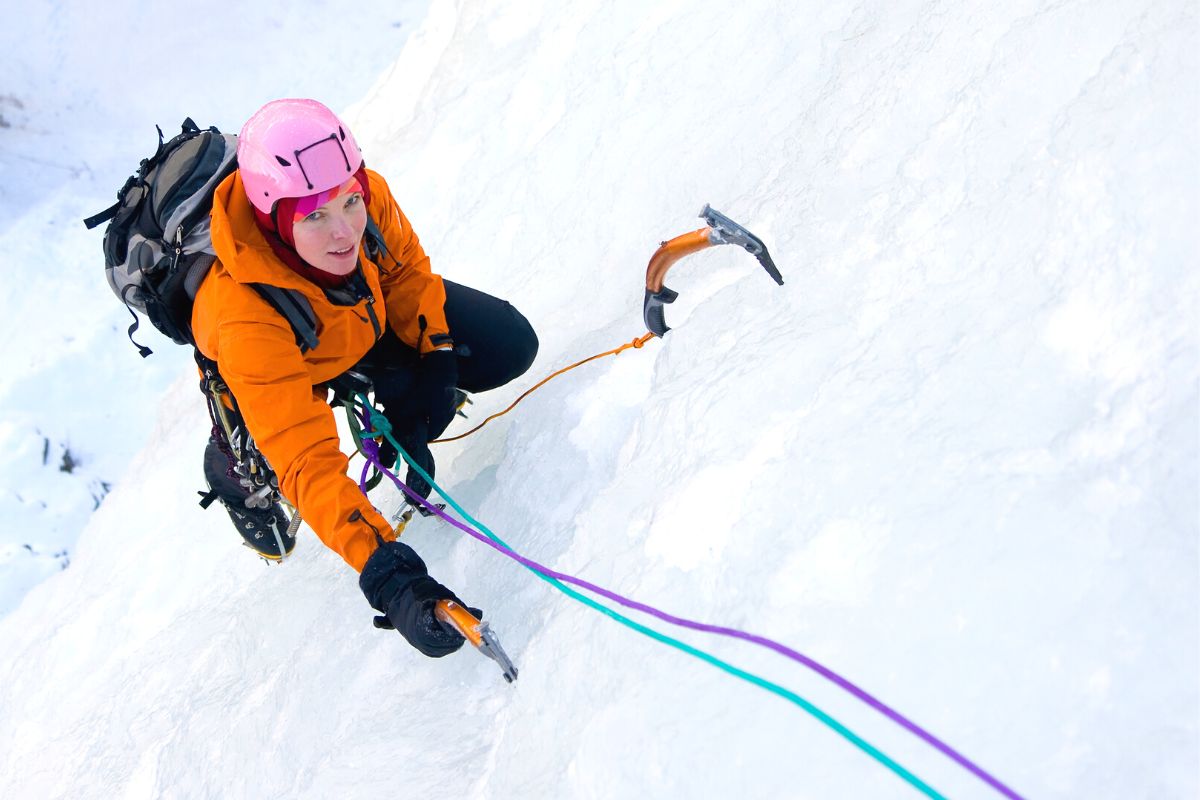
643,205,783,336
435,600,519,683
644,227,714,295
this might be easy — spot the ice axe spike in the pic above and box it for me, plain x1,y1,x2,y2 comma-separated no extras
643,205,783,337
434,599,519,683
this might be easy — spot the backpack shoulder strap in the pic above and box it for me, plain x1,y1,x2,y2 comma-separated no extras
249,284,320,353
363,213,395,267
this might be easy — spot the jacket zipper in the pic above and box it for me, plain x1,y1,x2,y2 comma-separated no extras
349,268,383,341
363,295,381,340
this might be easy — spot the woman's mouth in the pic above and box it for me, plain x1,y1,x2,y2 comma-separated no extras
328,245,355,259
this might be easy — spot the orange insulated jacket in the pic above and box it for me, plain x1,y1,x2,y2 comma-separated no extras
192,168,449,571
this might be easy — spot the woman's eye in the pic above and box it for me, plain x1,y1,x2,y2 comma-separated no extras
305,211,322,223
346,194,361,208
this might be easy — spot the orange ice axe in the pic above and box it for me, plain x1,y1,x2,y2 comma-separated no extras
435,599,519,683
643,205,783,336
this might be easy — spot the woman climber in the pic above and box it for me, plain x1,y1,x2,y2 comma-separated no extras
191,98,538,657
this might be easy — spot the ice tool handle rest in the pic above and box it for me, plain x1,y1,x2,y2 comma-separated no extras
643,204,784,337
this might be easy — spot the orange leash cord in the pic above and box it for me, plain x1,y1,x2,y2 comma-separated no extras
432,332,656,444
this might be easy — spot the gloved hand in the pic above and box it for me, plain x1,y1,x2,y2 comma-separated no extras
397,421,435,502
377,419,435,501
417,348,459,441
376,348,457,501
359,536,480,658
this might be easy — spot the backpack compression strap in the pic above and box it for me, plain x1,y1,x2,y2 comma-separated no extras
84,120,206,230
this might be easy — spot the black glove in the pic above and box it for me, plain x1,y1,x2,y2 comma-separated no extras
376,349,456,501
377,419,435,501
359,536,479,658
417,348,459,441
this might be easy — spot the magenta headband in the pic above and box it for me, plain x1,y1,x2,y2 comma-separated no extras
292,174,365,221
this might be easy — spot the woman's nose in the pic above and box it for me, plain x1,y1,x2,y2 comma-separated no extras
329,212,353,240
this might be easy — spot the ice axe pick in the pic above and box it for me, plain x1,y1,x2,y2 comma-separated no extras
643,205,783,337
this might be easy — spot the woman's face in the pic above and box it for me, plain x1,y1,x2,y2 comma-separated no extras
291,186,368,275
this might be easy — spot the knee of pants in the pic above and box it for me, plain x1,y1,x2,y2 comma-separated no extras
495,303,539,385
461,304,539,392
504,305,539,380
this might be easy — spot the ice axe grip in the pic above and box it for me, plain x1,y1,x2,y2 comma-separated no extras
643,285,679,338
434,599,483,647
642,206,782,336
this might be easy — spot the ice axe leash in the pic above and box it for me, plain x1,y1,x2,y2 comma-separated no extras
431,333,656,445
429,205,783,445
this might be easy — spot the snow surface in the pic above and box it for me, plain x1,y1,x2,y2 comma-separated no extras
1,1,1197,798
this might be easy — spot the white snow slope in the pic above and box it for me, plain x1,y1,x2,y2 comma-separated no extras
1,1,1197,799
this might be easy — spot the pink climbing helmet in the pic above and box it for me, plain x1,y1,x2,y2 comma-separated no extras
237,98,364,215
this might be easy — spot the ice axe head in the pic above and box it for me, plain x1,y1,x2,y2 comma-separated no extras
642,205,783,336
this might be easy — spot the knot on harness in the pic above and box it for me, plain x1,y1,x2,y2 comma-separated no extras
359,406,393,461
361,409,392,437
